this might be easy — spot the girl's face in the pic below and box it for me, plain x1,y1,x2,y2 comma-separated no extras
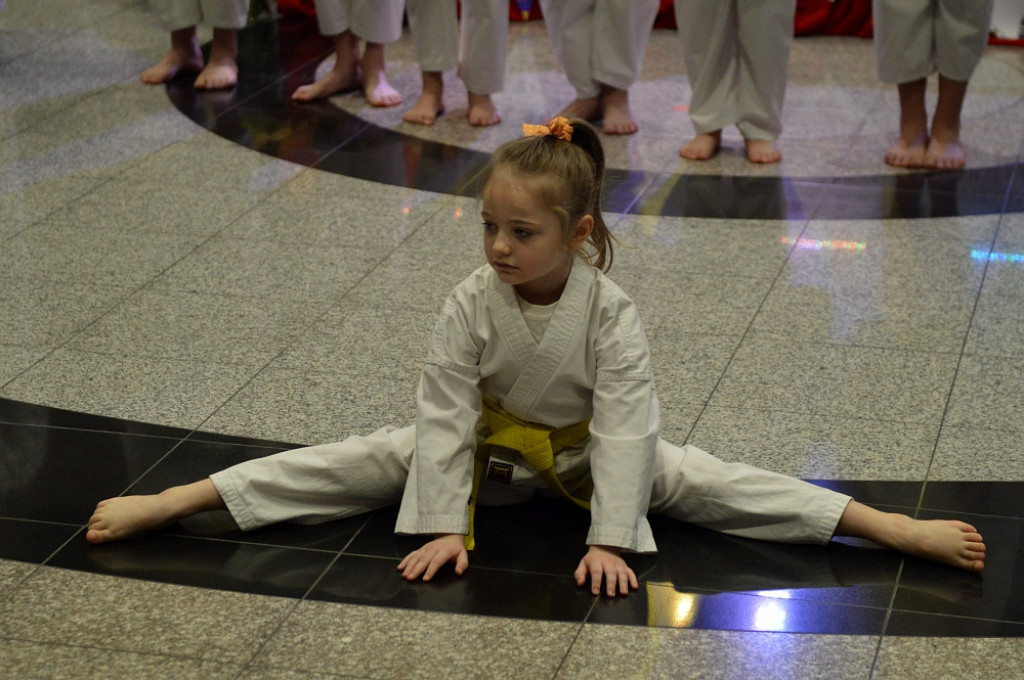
481,170,592,305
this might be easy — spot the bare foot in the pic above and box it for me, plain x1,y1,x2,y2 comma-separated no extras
892,517,986,572
556,96,601,122
361,42,402,108
745,138,782,164
292,58,359,102
404,71,444,125
193,57,238,90
680,131,722,160
467,92,501,126
86,480,225,544
141,47,203,85
87,495,178,543
924,135,966,170
884,132,928,168
599,86,637,135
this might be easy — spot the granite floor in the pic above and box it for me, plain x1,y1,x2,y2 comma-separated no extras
2,1,1024,678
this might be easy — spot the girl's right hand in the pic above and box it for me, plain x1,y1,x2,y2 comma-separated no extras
398,533,469,582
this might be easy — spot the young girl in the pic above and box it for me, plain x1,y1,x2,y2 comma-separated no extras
87,117,986,596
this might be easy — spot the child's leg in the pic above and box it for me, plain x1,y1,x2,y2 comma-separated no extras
744,138,782,164
467,92,502,127
598,84,637,136
87,425,416,543
834,500,985,572
459,0,507,127
404,71,445,125
360,41,402,107
194,27,239,90
680,130,722,160
291,30,360,101
141,27,205,85
87,479,224,544
886,78,929,168
923,74,969,169
676,0,736,158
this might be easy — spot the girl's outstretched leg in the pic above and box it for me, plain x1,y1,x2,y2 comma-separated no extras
87,479,225,544
835,500,986,572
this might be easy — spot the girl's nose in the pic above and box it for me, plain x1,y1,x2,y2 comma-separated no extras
493,232,512,254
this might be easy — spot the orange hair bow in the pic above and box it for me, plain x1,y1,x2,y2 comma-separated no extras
522,116,573,142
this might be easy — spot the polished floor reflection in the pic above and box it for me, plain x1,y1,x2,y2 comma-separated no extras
2,2,1024,678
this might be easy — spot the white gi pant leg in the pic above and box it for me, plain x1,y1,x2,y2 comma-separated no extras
149,0,250,32
210,425,415,531
874,0,995,83
408,0,509,94
539,0,659,99
313,0,404,42
676,0,794,140
647,440,851,544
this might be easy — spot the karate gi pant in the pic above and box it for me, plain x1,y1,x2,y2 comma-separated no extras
312,0,403,43
873,0,994,84
406,0,509,95
148,0,249,32
538,0,660,100
675,0,796,141
209,425,850,547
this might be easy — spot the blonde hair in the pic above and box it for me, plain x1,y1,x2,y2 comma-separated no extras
479,119,614,272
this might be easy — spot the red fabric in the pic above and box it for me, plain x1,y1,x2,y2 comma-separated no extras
277,0,316,16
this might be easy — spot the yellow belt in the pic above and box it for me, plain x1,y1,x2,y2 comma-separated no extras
464,396,592,550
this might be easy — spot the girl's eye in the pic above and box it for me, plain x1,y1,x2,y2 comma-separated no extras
482,221,496,232
515,229,533,238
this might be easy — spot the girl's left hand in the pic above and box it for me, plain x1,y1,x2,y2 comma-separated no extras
575,545,639,597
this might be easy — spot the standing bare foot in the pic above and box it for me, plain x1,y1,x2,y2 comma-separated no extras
556,96,602,122
924,130,966,170
598,86,637,135
360,42,402,107
141,29,203,84
745,138,782,164
404,71,445,125
292,31,359,102
468,92,502,126
680,131,722,160
885,132,928,168
193,28,238,90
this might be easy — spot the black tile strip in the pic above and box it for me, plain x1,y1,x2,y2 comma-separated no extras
2,397,1021,636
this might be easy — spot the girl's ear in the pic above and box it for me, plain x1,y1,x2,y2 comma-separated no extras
568,214,594,251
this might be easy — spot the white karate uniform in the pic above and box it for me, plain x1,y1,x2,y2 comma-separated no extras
148,0,250,32
312,0,404,43
538,0,660,99
873,0,995,83
211,262,850,553
675,0,796,141
406,0,509,95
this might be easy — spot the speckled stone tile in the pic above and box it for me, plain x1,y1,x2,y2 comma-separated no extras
0,638,243,680
612,215,800,281
151,234,382,304
125,136,307,191
710,336,960,425
964,256,1024,358
0,558,36,600
0,567,294,663
873,637,1024,680
806,215,1000,244
44,176,263,238
216,173,452,253
236,669,360,680
943,355,1024,433
688,405,939,479
931,424,1024,481
0,174,104,236
0,219,204,288
64,287,325,368
556,625,878,680
0,348,257,428
0,345,47,388
0,274,132,348
252,601,580,680
197,364,416,445
995,211,1024,249
648,331,740,407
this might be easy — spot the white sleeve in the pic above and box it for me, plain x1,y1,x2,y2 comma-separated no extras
585,295,659,552
395,293,482,536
